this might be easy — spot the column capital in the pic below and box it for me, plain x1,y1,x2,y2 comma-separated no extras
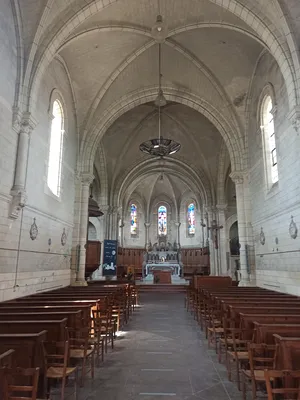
9,190,28,220
287,105,300,133
19,112,37,135
80,172,94,186
117,206,123,215
144,222,151,227
174,222,181,227
230,171,246,184
100,205,111,214
204,206,214,215
216,204,227,212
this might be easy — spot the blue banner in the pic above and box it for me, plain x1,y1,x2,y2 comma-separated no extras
102,240,117,276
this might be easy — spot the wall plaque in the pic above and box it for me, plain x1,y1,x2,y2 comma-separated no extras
61,228,67,246
259,227,265,245
30,218,38,240
289,216,298,239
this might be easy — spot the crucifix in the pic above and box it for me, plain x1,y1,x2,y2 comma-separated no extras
207,219,223,249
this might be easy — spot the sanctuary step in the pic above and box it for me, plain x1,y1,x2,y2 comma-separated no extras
136,284,188,293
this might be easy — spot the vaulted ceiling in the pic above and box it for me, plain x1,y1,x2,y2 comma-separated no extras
16,0,300,209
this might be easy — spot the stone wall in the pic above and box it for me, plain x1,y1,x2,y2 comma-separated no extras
247,52,300,294
0,2,77,300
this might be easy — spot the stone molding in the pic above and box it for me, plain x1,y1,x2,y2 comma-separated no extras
230,171,246,185
80,173,94,186
216,204,228,212
287,106,300,133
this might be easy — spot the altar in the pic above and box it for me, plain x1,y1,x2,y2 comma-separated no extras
140,237,188,285
145,263,181,276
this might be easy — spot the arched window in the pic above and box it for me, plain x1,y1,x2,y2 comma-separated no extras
158,205,167,236
261,95,278,186
187,203,195,235
130,204,137,235
47,100,64,196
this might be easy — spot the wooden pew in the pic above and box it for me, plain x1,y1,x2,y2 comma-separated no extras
0,319,67,341
253,322,300,344
273,334,300,369
0,349,14,367
238,314,300,340
0,331,47,369
228,306,300,326
0,311,82,330
0,304,92,326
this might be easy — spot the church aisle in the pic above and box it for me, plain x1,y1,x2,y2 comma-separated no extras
79,293,242,400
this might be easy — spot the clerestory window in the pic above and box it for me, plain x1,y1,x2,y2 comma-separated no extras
47,99,64,197
261,95,278,187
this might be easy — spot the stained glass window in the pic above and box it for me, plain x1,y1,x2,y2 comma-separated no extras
188,203,195,235
158,205,167,236
130,204,137,235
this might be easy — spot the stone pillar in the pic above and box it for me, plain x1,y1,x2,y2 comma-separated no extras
145,222,151,249
73,173,94,286
110,207,118,240
101,205,111,239
10,112,37,219
175,222,181,247
216,204,228,276
206,208,216,275
119,218,124,247
230,172,250,286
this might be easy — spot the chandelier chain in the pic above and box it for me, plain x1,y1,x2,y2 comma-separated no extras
158,43,162,142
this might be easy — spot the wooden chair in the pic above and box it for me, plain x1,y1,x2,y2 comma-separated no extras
207,308,224,353
264,370,300,399
43,340,78,400
2,367,40,400
93,307,114,353
242,343,277,400
90,313,105,366
67,327,95,386
226,328,249,390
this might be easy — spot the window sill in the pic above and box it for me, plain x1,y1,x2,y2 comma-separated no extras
44,184,62,202
266,181,279,200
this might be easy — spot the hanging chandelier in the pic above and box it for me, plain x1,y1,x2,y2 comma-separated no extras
139,41,181,158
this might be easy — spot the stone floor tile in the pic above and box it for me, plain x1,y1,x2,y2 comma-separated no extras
77,292,242,400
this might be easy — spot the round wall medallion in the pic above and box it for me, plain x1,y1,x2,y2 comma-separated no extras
30,218,38,240
61,228,67,246
260,227,265,245
289,216,298,239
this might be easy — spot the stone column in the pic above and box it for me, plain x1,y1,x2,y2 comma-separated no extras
145,222,151,249
10,112,37,219
206,207,216,275
175,222,181,247
73,173,94,286
230,172,250,286
216,204,228,276
110,206,118,240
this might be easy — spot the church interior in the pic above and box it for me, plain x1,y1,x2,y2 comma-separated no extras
2,0,300,399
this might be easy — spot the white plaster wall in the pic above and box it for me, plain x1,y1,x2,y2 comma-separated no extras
248,52,300,295
0,52,77,300
0,0,18,195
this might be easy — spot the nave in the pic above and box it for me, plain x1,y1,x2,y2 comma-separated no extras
78,292,240,400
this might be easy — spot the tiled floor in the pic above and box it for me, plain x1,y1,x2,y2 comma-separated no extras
78,292,243,400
